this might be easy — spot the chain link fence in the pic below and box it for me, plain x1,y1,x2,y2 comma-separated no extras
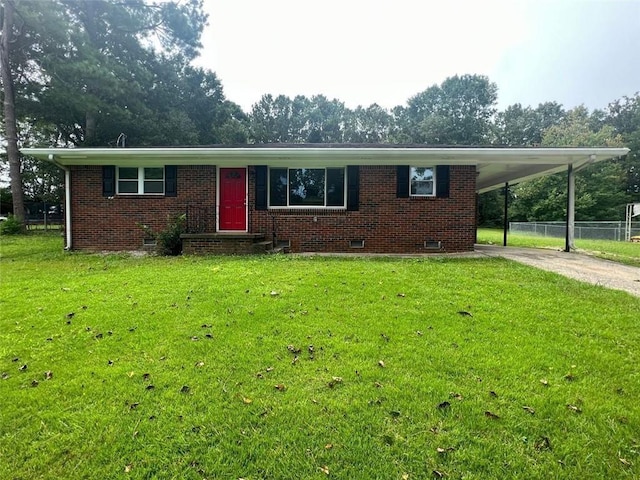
509,221,640,242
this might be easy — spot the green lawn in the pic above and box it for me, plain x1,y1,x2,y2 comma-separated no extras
1,234,639,479
478,228,640,267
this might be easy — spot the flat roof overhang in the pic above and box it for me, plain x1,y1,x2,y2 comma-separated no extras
21,146,630,193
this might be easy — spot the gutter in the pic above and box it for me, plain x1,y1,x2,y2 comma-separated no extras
48,154,72,250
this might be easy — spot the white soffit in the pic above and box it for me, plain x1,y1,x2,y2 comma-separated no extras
21,146,630,193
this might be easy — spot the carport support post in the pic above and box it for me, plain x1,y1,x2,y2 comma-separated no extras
503,182,509,247
565,164,575,252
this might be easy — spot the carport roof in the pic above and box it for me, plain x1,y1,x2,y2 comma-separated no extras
22,145,629,193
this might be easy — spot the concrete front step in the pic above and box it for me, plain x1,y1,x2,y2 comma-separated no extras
181,232,269,255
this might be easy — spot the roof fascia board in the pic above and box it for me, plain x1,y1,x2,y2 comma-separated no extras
21,146,630,166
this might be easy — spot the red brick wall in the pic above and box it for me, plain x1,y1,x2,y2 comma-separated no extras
249,165,477,253
70,165,216,251
69,164,476,253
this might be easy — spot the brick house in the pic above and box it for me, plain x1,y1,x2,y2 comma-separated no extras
22,145,628,254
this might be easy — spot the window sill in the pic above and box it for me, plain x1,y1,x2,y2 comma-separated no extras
115,193,166,197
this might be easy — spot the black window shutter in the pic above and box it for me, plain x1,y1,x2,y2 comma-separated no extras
436,165,450,198
165,165,177,197
346,166,359,211
102,166,115,197
396,166,409,198
255,165,268,210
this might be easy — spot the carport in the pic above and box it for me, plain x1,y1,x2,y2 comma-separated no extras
473,147,630,251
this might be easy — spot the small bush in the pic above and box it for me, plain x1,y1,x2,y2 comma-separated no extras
0,215,23,235
156,214,185,256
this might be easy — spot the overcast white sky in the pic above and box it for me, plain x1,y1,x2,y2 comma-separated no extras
194,0,639,113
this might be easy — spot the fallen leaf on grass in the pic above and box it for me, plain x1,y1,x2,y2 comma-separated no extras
397,293,405,298
44,371,53,380
124,463,133,473
457,310,472,317
195,361,205,367
619,458,632,466
484,411,500,419
378,360,385,368
242,397,252,404
287,345,301,354
540,379,549,387
19,364,28,371
129,402,139,410
567,404,582,413
449,392,463,401
1,373,9,380
327,377,343,388
523,406,535,415
319,465,330,475
274,384,286,391
374,382,383,388
534,436,552,451
266,366,274,372
31,379,39,387
437,447,455,454
325,443,333,450
270,291,280,297
564,373,575,381
432,470,445,478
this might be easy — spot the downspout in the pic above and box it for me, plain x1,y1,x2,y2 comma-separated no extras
49,154,72,250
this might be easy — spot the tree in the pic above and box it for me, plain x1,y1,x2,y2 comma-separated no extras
494,102,565,146
606,93,640,199
249,94,346,144
342,104,392,143
1,0,26,223
395,74,498,145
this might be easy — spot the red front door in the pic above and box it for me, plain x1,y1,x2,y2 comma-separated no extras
219,168,247,231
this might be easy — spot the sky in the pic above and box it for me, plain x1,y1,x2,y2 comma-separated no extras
194,0,640,113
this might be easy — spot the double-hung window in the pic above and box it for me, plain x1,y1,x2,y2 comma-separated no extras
410,167,435,197
269,168,345,208
117,167,165,195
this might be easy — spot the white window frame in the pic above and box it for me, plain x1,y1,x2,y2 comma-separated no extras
268,167,347,209
116,167,165,195
410,166,436,197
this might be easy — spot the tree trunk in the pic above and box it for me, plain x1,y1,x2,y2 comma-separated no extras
1,0,25,225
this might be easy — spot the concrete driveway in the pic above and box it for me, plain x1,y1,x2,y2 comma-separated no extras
475,244,640,298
